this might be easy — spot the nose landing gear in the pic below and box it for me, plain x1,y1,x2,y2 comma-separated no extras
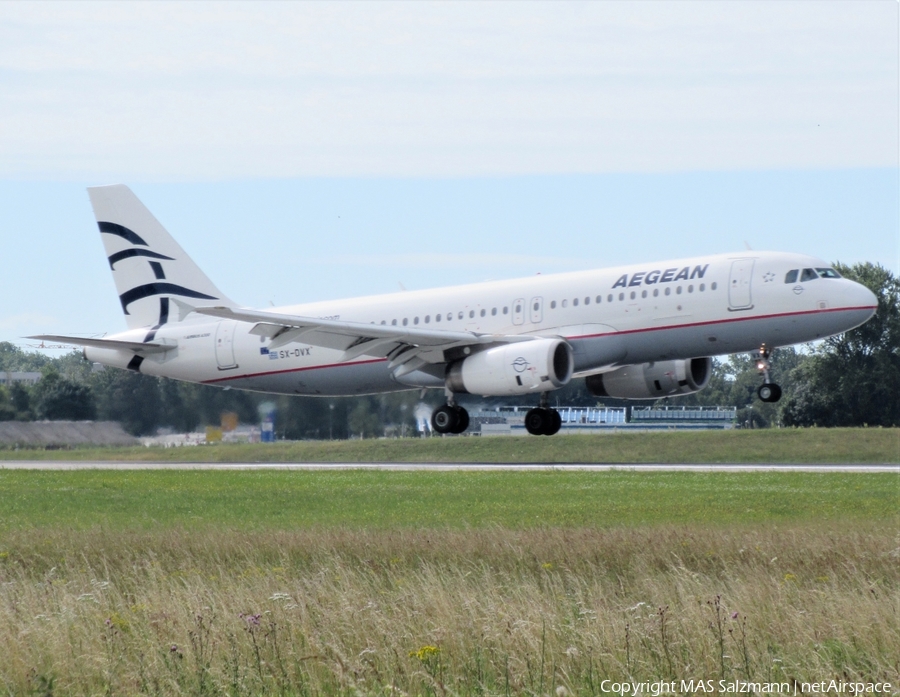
756,344,782,403
524,392,562,436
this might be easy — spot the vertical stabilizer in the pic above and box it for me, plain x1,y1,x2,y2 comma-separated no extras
88,185,234,330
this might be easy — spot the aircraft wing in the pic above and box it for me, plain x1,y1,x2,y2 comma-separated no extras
27,335,172,354
194,306,534,370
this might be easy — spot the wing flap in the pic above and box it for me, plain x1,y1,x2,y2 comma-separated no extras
196,306,533,363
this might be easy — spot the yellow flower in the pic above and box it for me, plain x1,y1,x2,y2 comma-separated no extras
409,645,439,661
784,573,797,582
542,562,554,570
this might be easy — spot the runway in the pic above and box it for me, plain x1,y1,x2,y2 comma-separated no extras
0,461,896,472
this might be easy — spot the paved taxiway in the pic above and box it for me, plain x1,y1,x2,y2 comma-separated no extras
0,462,895,472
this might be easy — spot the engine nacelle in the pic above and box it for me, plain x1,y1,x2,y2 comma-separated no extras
446,338,573,396
585,357,712,400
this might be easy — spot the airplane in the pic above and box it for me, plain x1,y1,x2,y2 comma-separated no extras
31,185,878,436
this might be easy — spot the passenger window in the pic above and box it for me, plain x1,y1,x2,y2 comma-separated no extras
503,307,508,314
607,294,613,302
596,295,602,304
469,310,475,318
641,290,647,298
425,315,430,323
402,318,408,326
653,289,659,297
699,284,705,292
380,320,386,325
618,293,624,301
392,319,397,326
665,288,671,296
435,314,441,322
573,298,579,306
414,317,419,325
800,268,818,282
630,291,635,300
688,285,693,293
785,270,799,283
711,282,717,290
550,301,556,309
584,297,590,305
491,308,497,316
458,311,464,320
676,286,682,295
562,299,568,308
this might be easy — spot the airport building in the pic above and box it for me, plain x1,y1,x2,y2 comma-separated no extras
469,405,736,435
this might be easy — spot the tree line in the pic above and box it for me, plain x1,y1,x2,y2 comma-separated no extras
1,262,895,437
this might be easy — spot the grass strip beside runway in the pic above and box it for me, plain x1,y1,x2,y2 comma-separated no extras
0,427,897,463
0,469,895,531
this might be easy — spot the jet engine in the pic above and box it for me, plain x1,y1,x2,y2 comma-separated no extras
585,357,712,399
446,338,573,396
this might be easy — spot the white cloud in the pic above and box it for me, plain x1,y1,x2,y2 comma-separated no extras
0,1,895,180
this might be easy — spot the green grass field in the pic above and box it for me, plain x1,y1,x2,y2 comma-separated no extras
1,427,897,463
0,465,897,695
0,469,896,531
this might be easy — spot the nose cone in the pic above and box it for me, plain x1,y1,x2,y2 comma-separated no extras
847,280,878,324
856,282,878,312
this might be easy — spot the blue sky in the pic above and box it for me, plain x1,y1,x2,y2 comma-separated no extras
0,2,897,349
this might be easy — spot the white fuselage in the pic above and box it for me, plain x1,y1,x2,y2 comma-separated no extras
85,250,877,396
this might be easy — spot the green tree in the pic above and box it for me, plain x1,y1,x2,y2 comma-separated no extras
781,262,899,427
0,386,16,421
0,342,51,372
347,396,382,438
9,382,32,419
32,370,96,421
93,369,162,435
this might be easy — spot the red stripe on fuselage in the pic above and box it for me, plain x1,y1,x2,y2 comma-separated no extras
201,305,875,384
203,357,387,385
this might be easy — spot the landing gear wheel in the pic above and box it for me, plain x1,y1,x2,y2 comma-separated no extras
450,406,469,434
524,408,561,436
545,409,562,436
431,405,458,434
757,383,782,403
524,408,548,436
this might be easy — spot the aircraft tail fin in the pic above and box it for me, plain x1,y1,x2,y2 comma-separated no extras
87,185,234,330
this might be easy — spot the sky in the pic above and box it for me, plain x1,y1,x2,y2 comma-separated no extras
0,1,897,349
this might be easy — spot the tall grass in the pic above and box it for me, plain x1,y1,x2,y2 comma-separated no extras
1,524,896,695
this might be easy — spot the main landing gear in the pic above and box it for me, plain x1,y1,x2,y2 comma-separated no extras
431,400,470,435
755,343,782,403
524,393,562,436
430,393,563,436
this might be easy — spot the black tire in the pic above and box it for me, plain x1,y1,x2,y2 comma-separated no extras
524,408,547,436
451,406,470,434
431,405,458,434
544,409,562,436
758,383,782,403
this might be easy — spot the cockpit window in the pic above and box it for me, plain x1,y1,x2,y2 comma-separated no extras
816,267,841,279
800,268,819,282
784,269,799,283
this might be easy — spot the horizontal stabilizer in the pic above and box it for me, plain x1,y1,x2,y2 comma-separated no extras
27,335,173,354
